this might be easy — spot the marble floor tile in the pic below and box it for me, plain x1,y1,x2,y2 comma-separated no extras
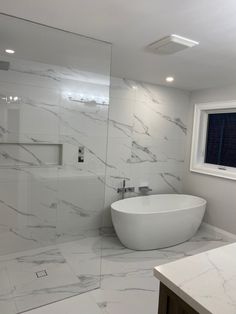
5,248,85,313
57,236,102,290
89,226,231,314
0,265,17,314
0,299,17,314
0,226,232,314
24,292,103,314
90,289,158,314
0,235,103,314
100,226,231,293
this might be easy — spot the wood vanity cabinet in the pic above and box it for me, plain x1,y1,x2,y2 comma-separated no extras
158,283,199,314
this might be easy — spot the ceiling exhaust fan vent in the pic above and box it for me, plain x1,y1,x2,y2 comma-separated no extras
148,34,199,55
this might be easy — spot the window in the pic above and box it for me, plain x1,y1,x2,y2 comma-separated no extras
205,113,236,168
190,101,236,180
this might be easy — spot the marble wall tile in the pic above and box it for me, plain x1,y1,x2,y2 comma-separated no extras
0,170,35,255
135,81,190,112
0,58,191,278
103,78,190,227
108,96,134,139
0,144,61,167
109,78,137,101
59,97,108,139
56,170,105,240
0,167,58,255
0,20,112,312
134,101,187,141
61,138,108,173
0,81,61,143
0,54,110,255
0,56,110,93
0,67,191,254
27,173,58,245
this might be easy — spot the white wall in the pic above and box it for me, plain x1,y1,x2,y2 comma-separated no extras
183,84,236,234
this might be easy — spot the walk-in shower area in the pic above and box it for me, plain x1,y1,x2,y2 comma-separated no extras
0,14,111,313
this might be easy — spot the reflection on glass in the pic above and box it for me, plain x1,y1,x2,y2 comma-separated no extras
0,13,111,313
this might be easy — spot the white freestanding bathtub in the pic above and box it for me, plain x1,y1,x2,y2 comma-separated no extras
111,194,206,250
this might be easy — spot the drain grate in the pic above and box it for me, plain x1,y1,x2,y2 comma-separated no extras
36,270,48,278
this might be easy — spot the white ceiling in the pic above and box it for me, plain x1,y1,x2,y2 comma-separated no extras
0,14,111,81
1,0,236,91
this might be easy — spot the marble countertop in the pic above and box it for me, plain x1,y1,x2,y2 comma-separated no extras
154,242,236,314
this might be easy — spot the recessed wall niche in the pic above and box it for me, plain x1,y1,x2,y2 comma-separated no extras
0,143,63,167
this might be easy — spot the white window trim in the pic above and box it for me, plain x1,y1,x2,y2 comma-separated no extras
190,100,236,181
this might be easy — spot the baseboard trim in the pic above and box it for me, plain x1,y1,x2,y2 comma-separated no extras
202,222,236,242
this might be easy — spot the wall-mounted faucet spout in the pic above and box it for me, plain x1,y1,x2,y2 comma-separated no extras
138,186,152,195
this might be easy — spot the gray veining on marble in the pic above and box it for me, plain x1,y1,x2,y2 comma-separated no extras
137,83,187,134
133,115,150,137
0,125,10,137
8,229,38,243
0,226,232,314
159,172,181,193
0,45,193,314
0,151,38,167
19,145,44,166
0,20,113,314
152,109,187,134
0,49,111,256
154,241,236,314
60,200,99,217
109,120,133,138
15,249,66,265
94,228,232,314
0,199,35,217
129,141,158,163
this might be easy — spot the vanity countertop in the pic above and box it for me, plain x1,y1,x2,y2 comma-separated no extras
154,242,236,314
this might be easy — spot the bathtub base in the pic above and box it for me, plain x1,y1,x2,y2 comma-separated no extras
114,225,201,251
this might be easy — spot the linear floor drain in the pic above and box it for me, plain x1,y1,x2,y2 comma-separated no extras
36,270,48,278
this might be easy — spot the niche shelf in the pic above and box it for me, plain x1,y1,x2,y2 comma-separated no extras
0,143,63,167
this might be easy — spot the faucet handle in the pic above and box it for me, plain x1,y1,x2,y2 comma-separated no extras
117,179,126,194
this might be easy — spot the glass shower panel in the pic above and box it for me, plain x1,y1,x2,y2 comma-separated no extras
0,13,111,313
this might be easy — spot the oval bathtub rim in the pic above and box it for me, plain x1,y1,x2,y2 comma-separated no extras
111,194,207,215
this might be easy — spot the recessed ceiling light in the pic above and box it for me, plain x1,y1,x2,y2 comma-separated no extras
166,76,174,82
132,85,138,90
5,49,15,54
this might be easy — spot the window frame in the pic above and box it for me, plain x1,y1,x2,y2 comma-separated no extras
190,101,236,181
